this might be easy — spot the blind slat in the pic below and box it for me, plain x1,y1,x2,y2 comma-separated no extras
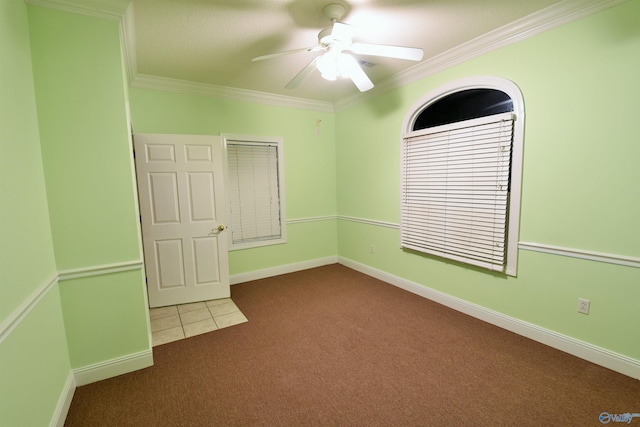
400,113,514,272
227,143,282,245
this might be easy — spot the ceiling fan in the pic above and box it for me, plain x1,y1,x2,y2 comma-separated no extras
251,3,424,92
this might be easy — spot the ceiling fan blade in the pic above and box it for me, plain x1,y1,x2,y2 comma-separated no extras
350,43,424,61
252,46,318,62
285,57,318,89
331,22,356,42
339,54,374,92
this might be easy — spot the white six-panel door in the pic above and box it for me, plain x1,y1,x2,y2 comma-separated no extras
134,134,229,308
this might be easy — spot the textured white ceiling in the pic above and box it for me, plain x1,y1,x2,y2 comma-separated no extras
130,0,563,103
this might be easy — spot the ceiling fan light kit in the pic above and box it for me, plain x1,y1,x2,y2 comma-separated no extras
252,3,423,93
316,51,340,81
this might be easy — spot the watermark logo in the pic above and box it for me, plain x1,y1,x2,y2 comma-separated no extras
600,412,640,424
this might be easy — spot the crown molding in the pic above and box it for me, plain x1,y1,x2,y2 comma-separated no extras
131,74,335,112
120,2,137,84
26,0,629,112
26,0,138,88
25,0,334,112
334,0,630,111
25,0,130,20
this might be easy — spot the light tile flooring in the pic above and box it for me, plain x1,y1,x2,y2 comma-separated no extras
150,298,247,347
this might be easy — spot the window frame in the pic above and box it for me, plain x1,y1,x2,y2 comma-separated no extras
400,76,525,276
222,134,287,251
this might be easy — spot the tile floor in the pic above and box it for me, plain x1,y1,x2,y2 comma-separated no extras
150,298,247,347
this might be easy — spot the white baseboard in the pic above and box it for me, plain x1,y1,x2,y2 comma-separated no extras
230,256,338,285
338,256,640,380
73,349,154,386
51,371,76,427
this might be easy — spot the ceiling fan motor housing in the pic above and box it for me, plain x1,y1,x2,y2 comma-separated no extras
253,2,422,93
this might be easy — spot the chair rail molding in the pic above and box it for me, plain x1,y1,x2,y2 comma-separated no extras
0,273,58,344
2,260,144,344
57,260,144,281
518,242,640,269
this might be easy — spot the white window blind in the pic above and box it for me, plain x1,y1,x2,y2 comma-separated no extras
400,112,515,272
227,141,282,246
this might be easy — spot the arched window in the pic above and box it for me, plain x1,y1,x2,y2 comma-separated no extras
400,77,524,275
413,88,513,130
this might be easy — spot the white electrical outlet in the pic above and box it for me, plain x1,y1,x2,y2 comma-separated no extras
577,298,590,315
370,245,375,254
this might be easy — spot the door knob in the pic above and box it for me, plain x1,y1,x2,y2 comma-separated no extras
217,225,226,232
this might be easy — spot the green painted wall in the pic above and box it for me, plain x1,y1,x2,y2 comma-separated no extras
0,1,71,426
60,270,150,368
0,0,57,321
28,7,140,269
336,1,640,360
0,289,72,427
28,6,150,368
229,220,338,274
129,89,339,274
3,3,637,425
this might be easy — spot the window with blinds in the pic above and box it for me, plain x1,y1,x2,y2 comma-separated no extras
226,138,286,249
401,112,515,272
